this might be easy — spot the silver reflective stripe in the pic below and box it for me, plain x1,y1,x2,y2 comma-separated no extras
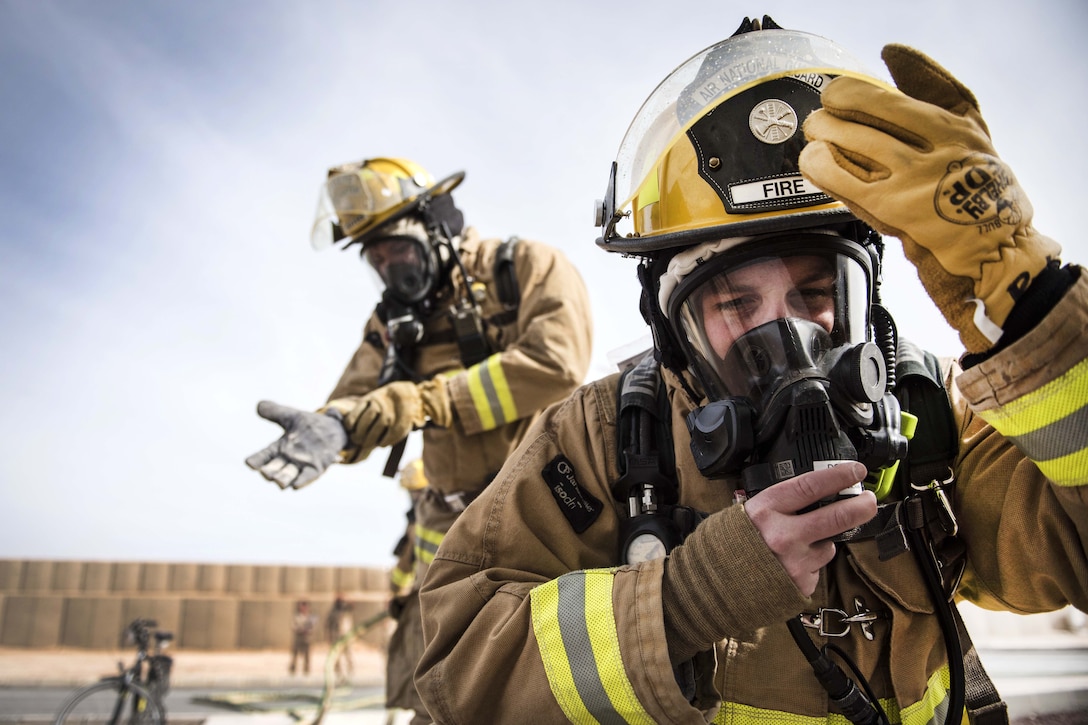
477,360,510,427
555,572,628,724
1008,404,1088,462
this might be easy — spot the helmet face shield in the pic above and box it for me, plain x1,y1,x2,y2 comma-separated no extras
327,169,414,236
597,27,890,253
311,161,432,249
668,236,872,401
309,158,464,251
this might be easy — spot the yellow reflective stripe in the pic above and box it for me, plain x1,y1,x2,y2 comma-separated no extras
390,567,414,590
713,701,899,725
975,357,1088,437
466,367,496,430
465,354,518,431
1033,447,1088,487
900,665,955,725
487,354,518,422
530,570,655,725
530,577,593,724
710,665,958,725
976,358,1088,486
414,525,444,565
581,571,653,723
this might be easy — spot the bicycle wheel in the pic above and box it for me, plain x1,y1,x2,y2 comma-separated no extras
54,679,165,725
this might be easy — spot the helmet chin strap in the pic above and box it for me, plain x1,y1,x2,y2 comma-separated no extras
638,258,702,405
424,224,460,304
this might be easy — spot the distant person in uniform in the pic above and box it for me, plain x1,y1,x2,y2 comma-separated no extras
288,600,316,676
326,594,355,682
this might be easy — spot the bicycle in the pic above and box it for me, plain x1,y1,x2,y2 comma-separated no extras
53,618,174,725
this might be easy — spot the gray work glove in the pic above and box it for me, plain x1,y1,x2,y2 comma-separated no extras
245,401,348,490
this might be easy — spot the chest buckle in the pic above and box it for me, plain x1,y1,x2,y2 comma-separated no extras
799,596,884,640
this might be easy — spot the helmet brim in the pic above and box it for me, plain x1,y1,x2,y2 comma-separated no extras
597,205,858,256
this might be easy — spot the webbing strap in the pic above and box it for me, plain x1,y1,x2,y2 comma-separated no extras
613,353,674,502
954,604,1009,725
895,339,1007,725
494,236,521,309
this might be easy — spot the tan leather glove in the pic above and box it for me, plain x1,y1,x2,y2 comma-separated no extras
326,379,453,463
800,44,1061,353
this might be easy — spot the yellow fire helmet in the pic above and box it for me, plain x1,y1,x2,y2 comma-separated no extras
310,157,465,251
594,17,893,255
399,458,428,492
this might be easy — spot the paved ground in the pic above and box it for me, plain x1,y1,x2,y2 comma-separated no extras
2,607,1086,723
0,644,386,689
0,645,406,724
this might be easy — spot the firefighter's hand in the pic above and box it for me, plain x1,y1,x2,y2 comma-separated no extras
245,401,348,490
329,380,452,462
660,463,874,664
800,44,1060,353
743,462,876,596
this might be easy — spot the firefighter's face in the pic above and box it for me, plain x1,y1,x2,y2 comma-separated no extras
696,255,837,360
364,237,424,288
363,233,440,305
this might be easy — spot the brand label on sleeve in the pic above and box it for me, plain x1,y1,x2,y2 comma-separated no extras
542,454,602,534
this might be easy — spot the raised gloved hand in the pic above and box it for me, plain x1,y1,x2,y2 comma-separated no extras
245,401,348,490
800,44,1061,353
328,379,452,463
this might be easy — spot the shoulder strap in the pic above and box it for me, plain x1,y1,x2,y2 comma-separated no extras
494,236,521,309
894,339,958,485
614,353,674,501
612,355,706,563
893,338,1008,725
480,236,521,330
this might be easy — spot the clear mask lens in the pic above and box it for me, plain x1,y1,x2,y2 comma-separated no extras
363,236,435,304
674,249,870,400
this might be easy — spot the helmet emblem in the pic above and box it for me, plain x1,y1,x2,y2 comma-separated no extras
749,99,798,144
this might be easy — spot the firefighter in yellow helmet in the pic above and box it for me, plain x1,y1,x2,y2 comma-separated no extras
416,17,1088,723
246,158,593,723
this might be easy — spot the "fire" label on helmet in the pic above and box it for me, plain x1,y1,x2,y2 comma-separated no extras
730,174,824,208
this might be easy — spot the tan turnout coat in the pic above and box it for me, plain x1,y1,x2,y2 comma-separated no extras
417,276,1088,724
327,228,593,714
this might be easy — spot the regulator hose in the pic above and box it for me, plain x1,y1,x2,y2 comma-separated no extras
786,617,888,725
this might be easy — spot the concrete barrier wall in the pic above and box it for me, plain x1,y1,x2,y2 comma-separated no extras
0,559,389,651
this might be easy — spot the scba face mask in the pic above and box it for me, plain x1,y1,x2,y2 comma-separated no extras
665,236,908,500
363,234,441,307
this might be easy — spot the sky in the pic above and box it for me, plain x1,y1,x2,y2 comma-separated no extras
2,0,1086,569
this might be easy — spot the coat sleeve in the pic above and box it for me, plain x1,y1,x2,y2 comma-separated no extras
325,312,386,403
952,271,1088,613
416,380,715,725
444,239,593,436
320,312,386,463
